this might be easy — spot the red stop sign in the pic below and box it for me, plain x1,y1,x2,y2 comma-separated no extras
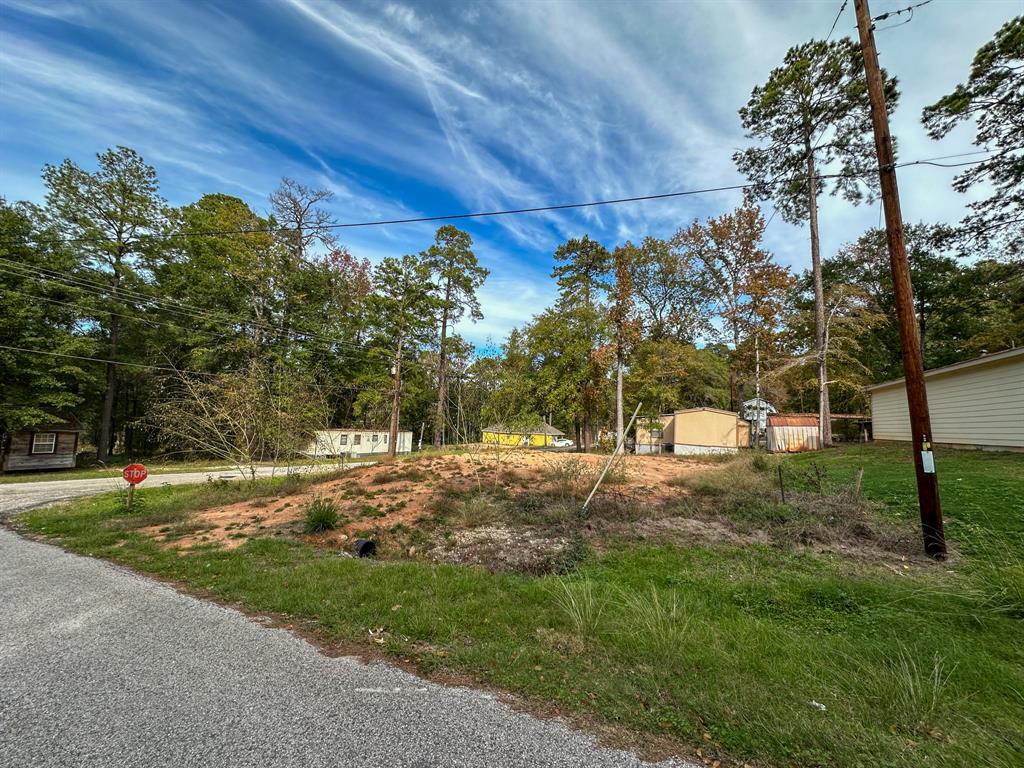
122,464,148,485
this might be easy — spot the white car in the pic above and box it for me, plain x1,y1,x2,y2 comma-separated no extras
550,437,574,448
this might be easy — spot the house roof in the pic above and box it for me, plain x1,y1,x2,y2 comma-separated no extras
481,423,566,436
864,347,1024,392
317,428,411,434
768,414,818,427
674,407,747,423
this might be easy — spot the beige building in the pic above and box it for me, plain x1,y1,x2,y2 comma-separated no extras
634,414,673,454
671,408,750,455
866,348,1024,451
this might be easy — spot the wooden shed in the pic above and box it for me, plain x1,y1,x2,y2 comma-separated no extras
866,348,1024,451
766,414,820,453
672,408,750,455
2,412,82,472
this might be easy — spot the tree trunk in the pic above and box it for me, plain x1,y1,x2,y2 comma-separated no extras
805,142,833,447
583,410,592,453
97,272,121,459
433,281,453,448
388,336,403,458
616,357,624,454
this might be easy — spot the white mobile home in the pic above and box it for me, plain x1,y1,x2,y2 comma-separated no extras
866,348,1024,451
307,429,413,457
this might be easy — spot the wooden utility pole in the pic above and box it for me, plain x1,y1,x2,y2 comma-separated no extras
387,339,403,459
854,0,945,558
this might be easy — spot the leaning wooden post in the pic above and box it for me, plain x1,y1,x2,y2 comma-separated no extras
582,402,642,515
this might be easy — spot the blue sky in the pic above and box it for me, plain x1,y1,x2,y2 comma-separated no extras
1,0,1018,346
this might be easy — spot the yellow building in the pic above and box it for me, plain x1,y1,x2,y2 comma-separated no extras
480,423,566,447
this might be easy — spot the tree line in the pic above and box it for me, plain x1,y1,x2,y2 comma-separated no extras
1,16,1019,459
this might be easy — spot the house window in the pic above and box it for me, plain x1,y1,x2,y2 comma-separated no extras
651,429,663,440
353,434,362,446
338,434,348,445
32,432,57,454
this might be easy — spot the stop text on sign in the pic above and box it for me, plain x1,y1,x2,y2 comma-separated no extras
122,463,148,485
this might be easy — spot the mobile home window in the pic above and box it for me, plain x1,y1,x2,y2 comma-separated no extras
382,434,388,445
338,434,348,445
32,432,57,454
371,433,379,442
651,429,663,440
353,434,361,446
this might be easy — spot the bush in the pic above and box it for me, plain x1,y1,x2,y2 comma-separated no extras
542,457,589,498
303,496,339,533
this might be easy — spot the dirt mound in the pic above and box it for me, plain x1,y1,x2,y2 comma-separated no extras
142,451,706,551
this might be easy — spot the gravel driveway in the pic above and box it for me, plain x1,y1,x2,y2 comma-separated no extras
0,485,692,767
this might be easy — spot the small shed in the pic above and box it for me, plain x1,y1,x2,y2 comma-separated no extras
766,414,820,453
307,429,412,457
672,408,750,455
2,412,82,472
481,423,565,447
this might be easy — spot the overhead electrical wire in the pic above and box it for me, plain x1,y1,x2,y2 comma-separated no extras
1,157,998,249
825,0,849,41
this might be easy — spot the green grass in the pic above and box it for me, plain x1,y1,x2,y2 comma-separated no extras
14,445,1024,768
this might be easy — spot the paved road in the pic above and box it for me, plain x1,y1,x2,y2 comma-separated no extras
0,479,691,767
0,465,353,519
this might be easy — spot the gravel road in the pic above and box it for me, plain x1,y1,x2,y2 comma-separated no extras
0,465,350,519
0,486,692,767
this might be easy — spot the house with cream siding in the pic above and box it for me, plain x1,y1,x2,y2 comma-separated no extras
865,348,1024,451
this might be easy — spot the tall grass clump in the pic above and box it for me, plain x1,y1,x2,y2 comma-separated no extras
303,496,339,533
549,576,607,640
619,584,692,659
866,644,957,732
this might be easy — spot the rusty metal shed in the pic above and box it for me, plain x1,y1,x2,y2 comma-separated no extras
766,414,820,453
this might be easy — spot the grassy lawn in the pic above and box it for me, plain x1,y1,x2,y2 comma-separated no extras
13,445,1024,768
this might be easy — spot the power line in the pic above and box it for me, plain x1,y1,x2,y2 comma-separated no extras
872,0,932,31
872,0,932,23
0,258,383,357
0,344,395,392
826,0,849,41
0,268,440,376
1,156,1000,249
0,344,224,377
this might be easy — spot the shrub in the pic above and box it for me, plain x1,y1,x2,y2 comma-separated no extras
303,496,339,533
543,457,589,498
458,493,505,527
